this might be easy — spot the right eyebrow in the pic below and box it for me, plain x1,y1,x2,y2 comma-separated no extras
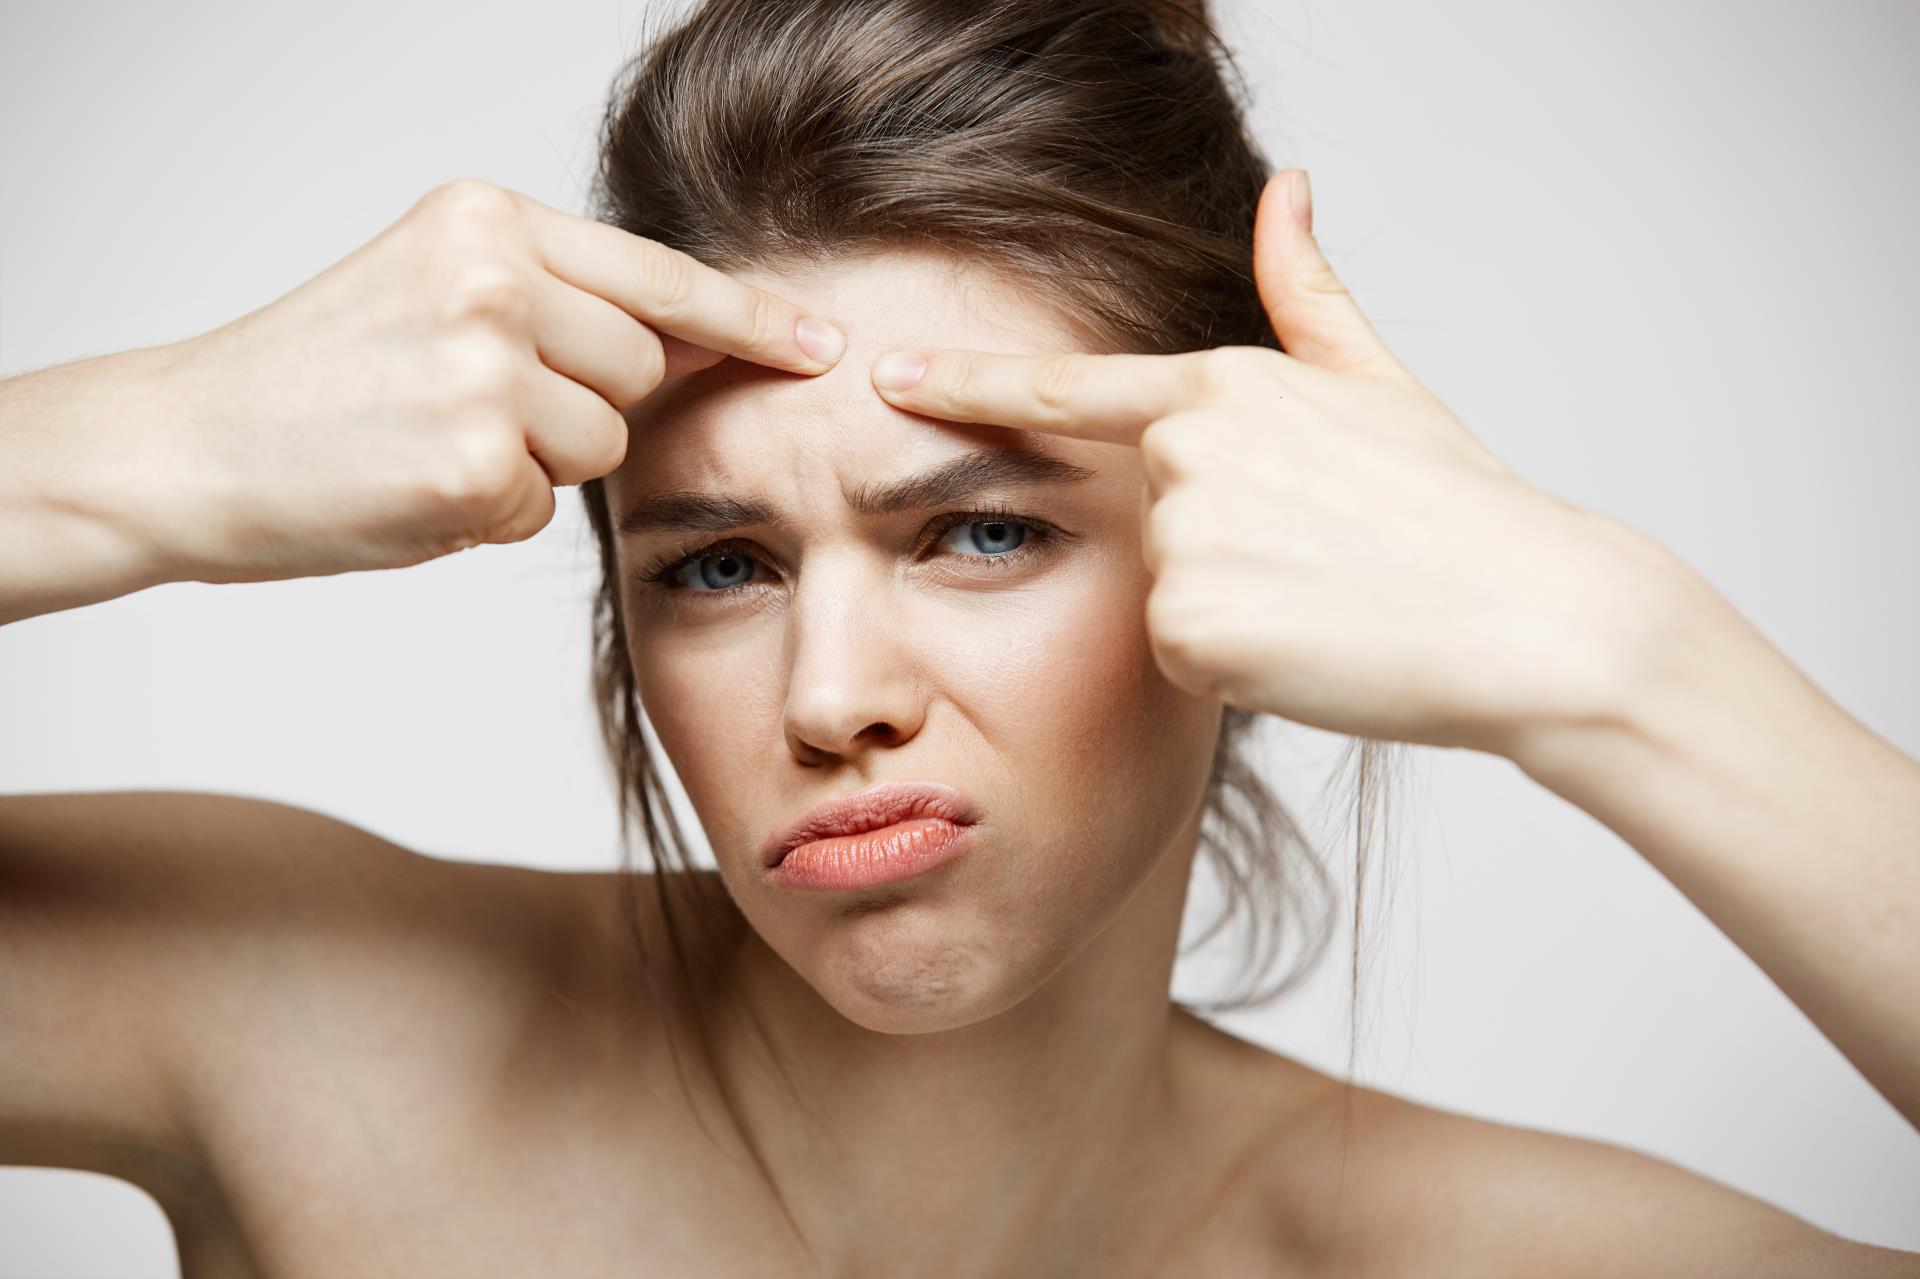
616,446,1097,539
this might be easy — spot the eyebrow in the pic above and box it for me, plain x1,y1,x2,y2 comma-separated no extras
616,446,1097,539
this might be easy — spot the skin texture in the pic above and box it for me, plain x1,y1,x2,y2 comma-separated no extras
603,250,1238,1272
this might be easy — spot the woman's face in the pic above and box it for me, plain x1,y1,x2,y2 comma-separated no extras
607,250,1222,1033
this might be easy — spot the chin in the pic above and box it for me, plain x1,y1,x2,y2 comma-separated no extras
812,897,1029,1035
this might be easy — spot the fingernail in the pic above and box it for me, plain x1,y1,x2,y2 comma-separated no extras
871,351,927,393
1288,170,1313,232
795,315,846,365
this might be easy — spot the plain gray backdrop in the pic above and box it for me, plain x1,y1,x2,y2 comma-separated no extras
2,0,1916,1271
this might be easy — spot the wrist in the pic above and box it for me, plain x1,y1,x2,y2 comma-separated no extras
38,341,222,595
1501,513,1870,819
1499,514,1746,792
89,339,236,590
0,344,198,623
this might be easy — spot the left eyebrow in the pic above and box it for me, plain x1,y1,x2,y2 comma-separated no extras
615,446,1097,539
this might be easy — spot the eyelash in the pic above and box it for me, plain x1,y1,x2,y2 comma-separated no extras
631,502,1067,604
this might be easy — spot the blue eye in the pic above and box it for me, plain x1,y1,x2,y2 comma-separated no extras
935,516,1031,558
669,548,761,592
634,507,1066,603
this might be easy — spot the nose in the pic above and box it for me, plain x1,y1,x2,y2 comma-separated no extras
779,555,927,764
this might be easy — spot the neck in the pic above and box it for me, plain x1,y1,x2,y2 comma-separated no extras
709,811,1206,1276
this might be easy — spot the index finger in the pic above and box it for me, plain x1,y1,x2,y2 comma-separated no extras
519,196,846,376
868,348,1209,444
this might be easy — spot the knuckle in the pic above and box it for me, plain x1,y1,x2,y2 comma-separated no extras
1139,412,1199,484
1029,355,1081,425
637,243,697,317
944,352,983,408
1299,257,1347,300
1145,577,1207,657
496,480,557,545
741,288,782,356
418,178,521,231
438,422,527,511
1192,346,1267,398
437,329,523,408
439,259,532,330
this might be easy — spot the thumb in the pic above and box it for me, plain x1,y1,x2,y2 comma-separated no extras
1253,169,1416,386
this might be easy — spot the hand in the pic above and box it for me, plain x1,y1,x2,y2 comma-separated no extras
144,178,847,585
868,170,1670,755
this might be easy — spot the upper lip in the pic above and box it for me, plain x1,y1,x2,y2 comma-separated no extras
761,780,980,868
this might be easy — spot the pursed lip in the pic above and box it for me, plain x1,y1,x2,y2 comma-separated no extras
760,780,981,869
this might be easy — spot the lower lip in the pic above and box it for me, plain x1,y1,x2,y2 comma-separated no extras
768,818,977,892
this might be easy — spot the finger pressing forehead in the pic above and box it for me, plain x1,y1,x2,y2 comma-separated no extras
519,194,845,376
869,348,1209,445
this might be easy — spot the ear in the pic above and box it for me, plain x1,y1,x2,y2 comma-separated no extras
1252,169,1418,386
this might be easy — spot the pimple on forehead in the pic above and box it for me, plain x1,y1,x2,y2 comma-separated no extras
731,252,1085,357
616,251,1096,476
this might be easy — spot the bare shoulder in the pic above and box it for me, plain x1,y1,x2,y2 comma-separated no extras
1327,1086,1915,1276
0,790,612,1205
1179,1018,1919,1278
119,792,641,1066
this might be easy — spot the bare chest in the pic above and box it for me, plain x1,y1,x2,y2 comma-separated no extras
175,1044,1296,1278
173,1074,777,1275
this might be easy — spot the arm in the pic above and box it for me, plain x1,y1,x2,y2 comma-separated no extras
1507,516,1920,1131
0,344,201,626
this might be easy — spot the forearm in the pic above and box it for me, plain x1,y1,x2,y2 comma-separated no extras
0,344,200,626
1508,525,1920,1130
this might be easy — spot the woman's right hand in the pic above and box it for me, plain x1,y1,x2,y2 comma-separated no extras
144,178,847,585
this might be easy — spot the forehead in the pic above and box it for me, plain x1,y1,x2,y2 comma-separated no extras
745,249,1091,362
613,251,1110,500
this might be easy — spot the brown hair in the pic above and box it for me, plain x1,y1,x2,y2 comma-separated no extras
575,0,1406,1186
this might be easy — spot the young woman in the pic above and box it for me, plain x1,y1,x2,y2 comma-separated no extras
2,0,1915,1274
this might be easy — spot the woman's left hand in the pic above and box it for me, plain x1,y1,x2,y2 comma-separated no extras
868,169,1684,756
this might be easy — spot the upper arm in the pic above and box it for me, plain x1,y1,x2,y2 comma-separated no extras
1357,1092,1920,1277
0,790,444,1208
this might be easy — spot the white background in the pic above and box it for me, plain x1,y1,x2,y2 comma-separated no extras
2,0,1916,1271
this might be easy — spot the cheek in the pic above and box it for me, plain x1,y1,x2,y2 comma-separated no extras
623,624,786,851
954,547,1220,878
